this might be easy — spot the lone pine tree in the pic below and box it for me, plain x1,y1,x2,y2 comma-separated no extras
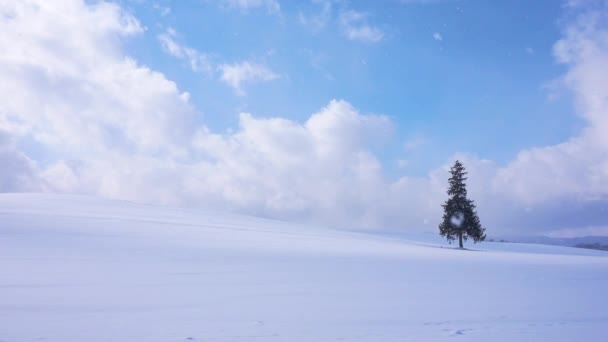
439,160,486,248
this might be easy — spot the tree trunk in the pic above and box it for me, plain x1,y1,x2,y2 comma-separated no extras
458,233,463,249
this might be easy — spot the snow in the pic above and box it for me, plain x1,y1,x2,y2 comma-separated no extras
1,193,607,341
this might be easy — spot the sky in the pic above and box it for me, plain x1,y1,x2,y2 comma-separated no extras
1,0,607,238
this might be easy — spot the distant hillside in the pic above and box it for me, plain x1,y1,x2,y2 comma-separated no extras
507,235,608,251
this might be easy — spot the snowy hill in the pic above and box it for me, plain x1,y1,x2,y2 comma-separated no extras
1,193,607,341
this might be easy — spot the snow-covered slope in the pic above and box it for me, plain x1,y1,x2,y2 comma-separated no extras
1,193,607,341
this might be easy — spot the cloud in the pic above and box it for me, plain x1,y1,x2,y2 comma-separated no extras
158,29,212,74
189,100,394,225
218,61,280,95
220,0,280,14
0,130,41,192
396,159,410,169
158,28,279,94
493,4,608,206
404,136,428,150
433,32,442,41
339,10,384,43
344,26,384,43
152,3,171,16
0,0,197,188
299,2,384,43
298,0,332,32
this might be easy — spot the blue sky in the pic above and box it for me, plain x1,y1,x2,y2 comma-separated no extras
2,0,608,237
123,0,580,176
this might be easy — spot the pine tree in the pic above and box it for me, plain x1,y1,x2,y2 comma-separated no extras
439,160,486,248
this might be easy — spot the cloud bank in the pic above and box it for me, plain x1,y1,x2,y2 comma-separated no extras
1,0,608,237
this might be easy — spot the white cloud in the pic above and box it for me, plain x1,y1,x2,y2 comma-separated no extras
396,159,410,169
298,0,332,32
339,10,384,43
0,130,41,192
344,26,384,43
433,32,442,41
218,61,280,95
404,135,427,150
300,2,384,44
0,0,197,188
188,100,394,226
152,3,171,16
158,29,212,74
492,5,608,205
158,29,279,93
220,0,280,14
